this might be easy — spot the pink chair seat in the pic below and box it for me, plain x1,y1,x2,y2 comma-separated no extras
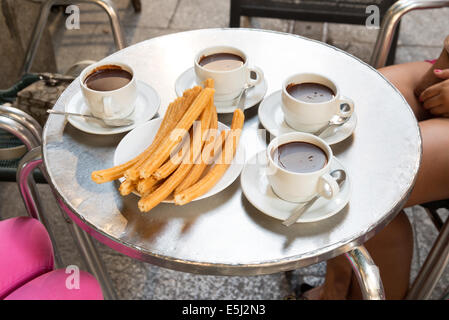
4,269,103,300
0,217,54,299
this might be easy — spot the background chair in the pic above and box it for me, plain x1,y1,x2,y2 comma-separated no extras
21,0,126,77
0,0,129,299
0,216,103,300
230,0,399,66
371,0,449,300
0,104,117,299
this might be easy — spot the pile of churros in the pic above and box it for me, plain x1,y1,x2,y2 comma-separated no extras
91,79,244,212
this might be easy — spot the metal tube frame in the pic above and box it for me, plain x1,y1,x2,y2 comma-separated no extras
20,0,125,76
16,146,64,267
406,218,449,300
16,146,117,300
0,105,42,141
345,246,386,300
371,0,449,69
0,107,116,299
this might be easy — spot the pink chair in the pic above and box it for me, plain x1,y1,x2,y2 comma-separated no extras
0,217,103,300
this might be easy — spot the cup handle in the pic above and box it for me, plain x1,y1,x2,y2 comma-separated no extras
102,96,114,118
247,66,264,87
318,173,340,199
336,96,354,118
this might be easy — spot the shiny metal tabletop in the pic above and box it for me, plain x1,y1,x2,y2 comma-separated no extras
43,29,421,276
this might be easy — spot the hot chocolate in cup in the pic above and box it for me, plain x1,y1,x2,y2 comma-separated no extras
194,46,264,102
80,61,137,120
281,73,354,133
266,132,340,203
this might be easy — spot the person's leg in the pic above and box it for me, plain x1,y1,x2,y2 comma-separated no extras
379,61,433,121
405,117,449,206
347,211,413,299
305,61,439,300
304,211,413,300
347,117,449,298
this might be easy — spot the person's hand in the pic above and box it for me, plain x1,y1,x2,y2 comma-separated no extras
419,69,449,117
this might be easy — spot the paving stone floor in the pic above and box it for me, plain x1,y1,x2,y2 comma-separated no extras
2,0,449,300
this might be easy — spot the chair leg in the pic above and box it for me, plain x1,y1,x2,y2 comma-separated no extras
406,217,449,299
371,0,449,69
20,0,55,76
423,207,444,231
16,146,117,299
64,216,118,300
344,246,386,300
16,146,64,268
385,21,400,66
20,0,126,76
229,0,241,27
86,0,126,50
131,0,141,13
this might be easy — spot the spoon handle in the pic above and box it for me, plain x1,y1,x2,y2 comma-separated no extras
47,109,97,119
282,195,319,226
314,123,333,137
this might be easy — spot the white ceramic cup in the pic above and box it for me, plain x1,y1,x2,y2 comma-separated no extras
194,46,264,102
80,62,137,120
266,132,340,203
281,73,354,133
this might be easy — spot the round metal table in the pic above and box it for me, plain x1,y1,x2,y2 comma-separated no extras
39,29,422,299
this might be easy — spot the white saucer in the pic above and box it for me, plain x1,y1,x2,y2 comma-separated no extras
175,67,268,113
258,90,357,145
65,81,160,135
114,117,245,202
241,152,351,223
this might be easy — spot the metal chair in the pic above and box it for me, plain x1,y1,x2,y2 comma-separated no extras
371,0,449,300
21,0,126,76
0,108,117,299
1,0,126,182
230,0,400,66
0,0,127,298
371,0,449,68
0,104,46,182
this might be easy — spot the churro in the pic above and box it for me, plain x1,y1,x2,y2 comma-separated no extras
174,109,244,205
175,105,219,193
125,86,202,181
136,176,158,195
139,88,214,179
153,103,213,180
119,179,135,196
91,96,184,184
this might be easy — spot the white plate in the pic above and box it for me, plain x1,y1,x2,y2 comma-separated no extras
258,90,357,145
175,67,268,113
65,80,160,135
114,118,245,202
241,152,351,223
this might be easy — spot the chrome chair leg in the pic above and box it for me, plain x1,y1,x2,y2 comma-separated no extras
20,0,126,76
371,0,449,69
0,116,40,151
20,0,55,76
16,146,64,268
0,105,42,142
84,0,126,50
406,218,449,299
345,246,386,300
65,217,118,300
16,146,117,300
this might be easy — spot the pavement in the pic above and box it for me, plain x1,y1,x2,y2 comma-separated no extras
1,0,449,300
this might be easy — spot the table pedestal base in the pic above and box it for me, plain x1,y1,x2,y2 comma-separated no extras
345,246,386,300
